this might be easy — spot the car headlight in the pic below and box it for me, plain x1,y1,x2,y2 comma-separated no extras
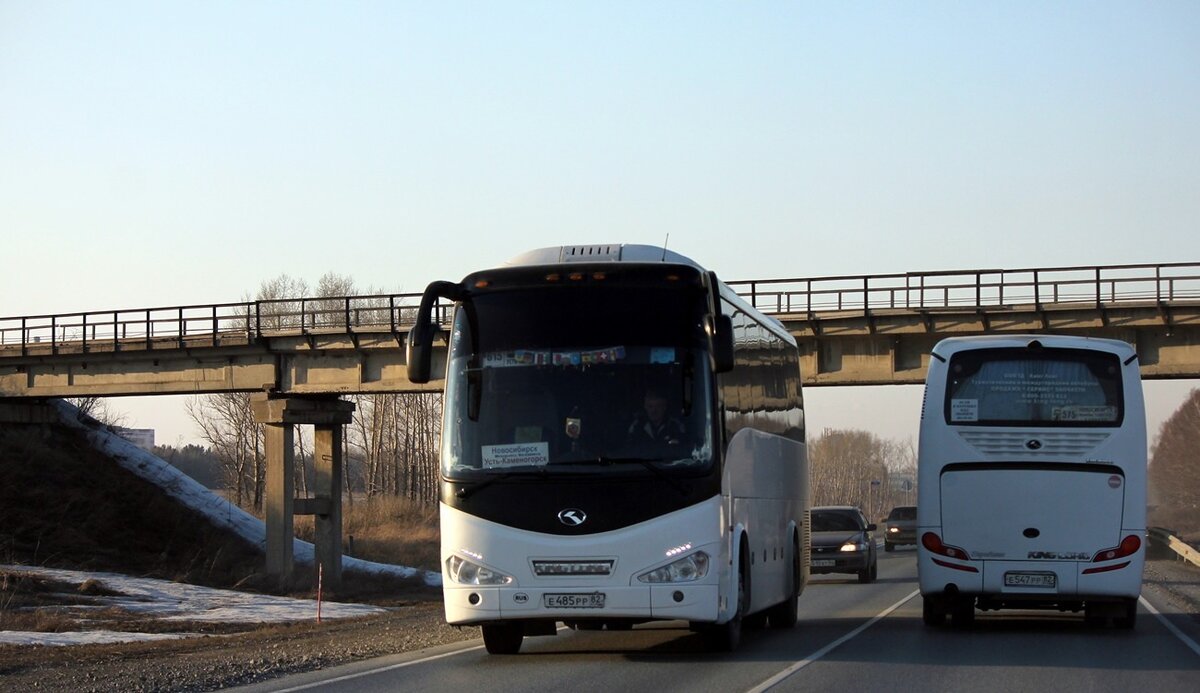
445,555,514,585
637,551,710,583
840,541,867,552
888,527,900,533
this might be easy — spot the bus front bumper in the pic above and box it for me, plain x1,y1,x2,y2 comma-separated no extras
443,584,720,626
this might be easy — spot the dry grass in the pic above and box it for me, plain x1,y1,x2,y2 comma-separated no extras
294,496,440,572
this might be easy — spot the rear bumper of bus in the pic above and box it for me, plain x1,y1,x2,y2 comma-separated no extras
918,550,1144,604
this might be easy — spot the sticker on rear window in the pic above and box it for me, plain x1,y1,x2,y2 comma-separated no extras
951,399,979,422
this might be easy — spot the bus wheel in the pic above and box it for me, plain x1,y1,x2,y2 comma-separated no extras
1114,598,1138,630
922,596,946,626
1083,605,1106,627
950,598,975,627
482,622,524,654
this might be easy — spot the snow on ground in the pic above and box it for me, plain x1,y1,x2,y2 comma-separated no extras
0,564,385,647
52,400,442,588
0,629,192,647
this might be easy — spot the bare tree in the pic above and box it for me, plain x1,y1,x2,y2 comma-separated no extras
65,397,129,429
186,393,263,508
348,392,442,504
1149,388,1200,536
809,428,895,522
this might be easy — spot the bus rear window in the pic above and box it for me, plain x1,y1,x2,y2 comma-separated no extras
945,347,1123,426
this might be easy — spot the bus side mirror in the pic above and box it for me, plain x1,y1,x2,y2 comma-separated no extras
406,280,462,384
406,321,434,384
713,314,734,373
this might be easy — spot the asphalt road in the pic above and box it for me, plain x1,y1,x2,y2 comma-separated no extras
237,550,1200,693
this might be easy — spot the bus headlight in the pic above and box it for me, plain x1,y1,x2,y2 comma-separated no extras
637,551,710,583
446,555,514,585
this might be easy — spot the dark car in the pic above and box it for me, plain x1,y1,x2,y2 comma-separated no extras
884,505,917,552
809,505,877,583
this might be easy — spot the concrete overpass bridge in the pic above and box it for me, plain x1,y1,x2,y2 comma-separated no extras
4,260,1199,587
2,261,1199,399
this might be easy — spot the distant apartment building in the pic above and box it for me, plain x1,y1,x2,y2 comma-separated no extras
116,427,155,451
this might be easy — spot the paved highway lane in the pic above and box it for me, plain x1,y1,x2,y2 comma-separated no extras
238,550,1200,693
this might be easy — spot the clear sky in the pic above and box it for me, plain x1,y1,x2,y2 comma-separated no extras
2,2,1198,449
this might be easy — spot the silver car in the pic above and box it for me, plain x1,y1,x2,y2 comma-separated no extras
809,506,878,583
884,505,917,551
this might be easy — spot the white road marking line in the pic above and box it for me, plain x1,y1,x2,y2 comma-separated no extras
268,643,485,692
267,623,572,692
745,589,920,693
1140,595,1200,658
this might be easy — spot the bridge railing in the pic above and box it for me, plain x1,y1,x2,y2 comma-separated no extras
0,293,432,355
4,262,1199,355
726,262,1200,315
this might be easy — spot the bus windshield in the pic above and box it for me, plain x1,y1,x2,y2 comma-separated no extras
440,288,715,479
944,347,1124,426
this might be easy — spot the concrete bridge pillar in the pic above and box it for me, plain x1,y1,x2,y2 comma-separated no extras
262,421,295,581
252,394,355,590
312,424,344,588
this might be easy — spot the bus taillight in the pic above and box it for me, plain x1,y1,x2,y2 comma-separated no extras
1090,534,1141,563
921,532,971,560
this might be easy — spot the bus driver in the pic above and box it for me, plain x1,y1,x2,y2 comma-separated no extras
627,388,686,445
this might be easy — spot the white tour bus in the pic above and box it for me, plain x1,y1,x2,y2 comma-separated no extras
917,335,1146,628
407,244,809,654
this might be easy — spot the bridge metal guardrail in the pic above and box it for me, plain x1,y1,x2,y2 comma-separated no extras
726,261,1200,316
2,261,1199,357
0,293,450,357
1148,527,1200,568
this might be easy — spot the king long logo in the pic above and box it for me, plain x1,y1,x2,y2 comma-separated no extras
558,508,587,526
1027,551,1090,560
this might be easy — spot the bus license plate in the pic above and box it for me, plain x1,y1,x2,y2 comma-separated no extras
812,559,835,567
1004,572,1056,588
544,593,605,609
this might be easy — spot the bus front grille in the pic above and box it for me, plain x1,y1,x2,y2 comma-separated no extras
531,559,616,577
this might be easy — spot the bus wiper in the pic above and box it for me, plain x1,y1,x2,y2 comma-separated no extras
454,468,546,500
553,457,689,496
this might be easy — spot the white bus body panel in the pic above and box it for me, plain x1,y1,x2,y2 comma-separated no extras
917,335,1146,604
442,496,725,625
724,428,810,617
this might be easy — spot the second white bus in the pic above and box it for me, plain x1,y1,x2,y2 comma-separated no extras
917,335,1146,628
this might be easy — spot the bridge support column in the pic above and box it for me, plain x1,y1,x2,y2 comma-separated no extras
263,421,295,581
252,395,355,590
313,424,343,589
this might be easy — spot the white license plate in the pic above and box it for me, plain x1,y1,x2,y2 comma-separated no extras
812,559,836,567
543,593,606,609
1004,572,1056,588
